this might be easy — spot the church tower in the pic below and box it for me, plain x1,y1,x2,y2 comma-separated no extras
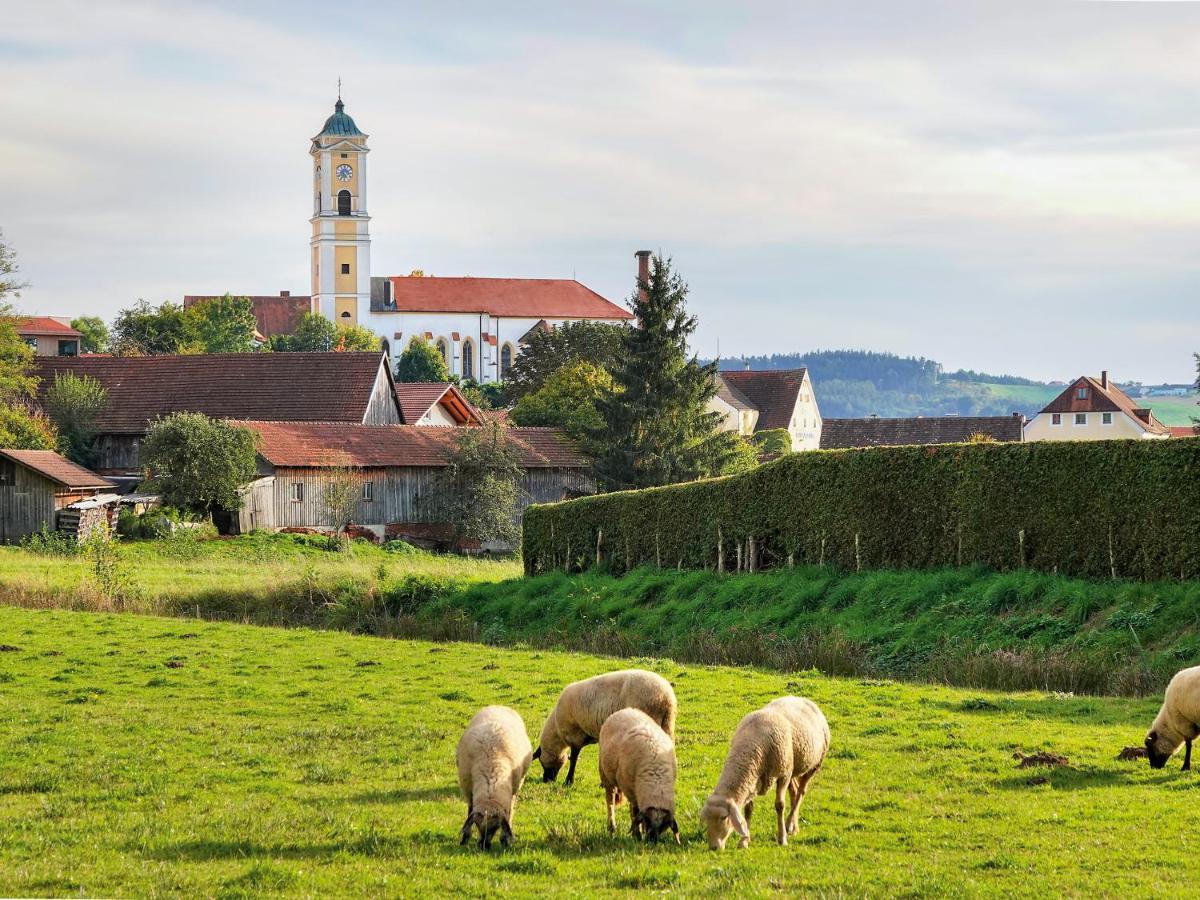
310,94,370,327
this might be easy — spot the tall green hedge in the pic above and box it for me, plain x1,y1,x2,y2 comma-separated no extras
523,439,1200,581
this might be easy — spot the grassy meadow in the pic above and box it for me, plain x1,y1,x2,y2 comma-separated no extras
0,605,1191,897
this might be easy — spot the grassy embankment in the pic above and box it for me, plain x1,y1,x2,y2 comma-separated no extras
0,606,1188,897
1,535,1197,696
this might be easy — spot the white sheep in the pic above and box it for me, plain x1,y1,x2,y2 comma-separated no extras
456,705,533,849
1145,665,1200,770
534,668,677,786
700,695,830,849
598,707,680,844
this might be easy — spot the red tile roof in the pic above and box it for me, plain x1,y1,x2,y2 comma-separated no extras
393,383,483,425
183,294,312,339
718,369,809,431
240,422,587,468
17,317,81,337
820,416,1026,450
1169,425,1200,437
0,449,113,489
1040,376,1169,435
33,353,393,433
385,277,633,320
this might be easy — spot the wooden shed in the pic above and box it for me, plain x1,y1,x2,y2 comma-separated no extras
0,450,115,543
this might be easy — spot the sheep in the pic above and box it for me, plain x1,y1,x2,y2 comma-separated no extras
700,695,830,849
598,707,680,844
534,669,677,786
455,705,533,849
1144,665,1200,770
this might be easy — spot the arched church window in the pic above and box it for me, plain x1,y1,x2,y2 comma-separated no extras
380,339,391,358
500,343,514,379
462,339,474,380
435,338,449,367
338,190,351,216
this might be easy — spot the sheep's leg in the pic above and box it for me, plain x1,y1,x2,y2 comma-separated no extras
564,746,582,786
786,779,801,835
774,778,789,846
788,766,819,834
459,811,474,846
1184,739,1192,772
743,798,753,823
605,785,619,834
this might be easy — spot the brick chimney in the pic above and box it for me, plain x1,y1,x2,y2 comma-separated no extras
1100,370,1108,389
635,250,651,301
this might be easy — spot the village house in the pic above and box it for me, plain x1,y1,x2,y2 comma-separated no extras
235,421,591,545
393,383,483,426
710,368,823,451
819,414,1026,450
18,317,82,357
1023,372,1170,441
0,449,114,543
33,352,403,473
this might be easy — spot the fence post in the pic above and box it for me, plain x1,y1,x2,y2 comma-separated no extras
596,528,603,568
748,535,757,573
1018,529,1026,569
787,552,795,569
957,525,963,568
656,531,661,569
855,532,862,572
736,543,743,572
1109,525,1117,579
625,536,631,574
717,527,725,573
819,535,826,568
564,541,571,573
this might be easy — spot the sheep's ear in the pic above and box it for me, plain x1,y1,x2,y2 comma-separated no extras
532,747,542,760
727,800,750,839
1146,731,1157,746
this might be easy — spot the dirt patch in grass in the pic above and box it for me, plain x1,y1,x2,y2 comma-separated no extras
1013,750,1070,768
1117,746,1147,761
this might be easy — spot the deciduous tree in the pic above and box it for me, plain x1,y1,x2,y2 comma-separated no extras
440,423,523,549
504,320,624,401
141,413,258,518
395,336,450,383
111,300,198,356
0,404,57,450
184,294,258,353
70,316,110,354
42,373,107,466
510,359,613,454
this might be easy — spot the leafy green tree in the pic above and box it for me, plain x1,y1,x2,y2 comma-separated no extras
504,320,625,401
395,336,450,382
590,254,743,491
510,360,613,453
440,423,523,549
454,379,507,411
750,428,792,456
141,413,258,518
0,302,36,405
42,373,107,466
0,404,57,450
70,316,110,354
265,313,335,352
333,322,380,352
184,294,258,353
0,228,28,304
111,300,198,356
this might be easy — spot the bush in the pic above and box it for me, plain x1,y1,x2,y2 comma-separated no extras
524,438,1200,582
21,526,80,556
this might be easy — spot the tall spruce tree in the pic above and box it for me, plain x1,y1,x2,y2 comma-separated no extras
590,254,742,491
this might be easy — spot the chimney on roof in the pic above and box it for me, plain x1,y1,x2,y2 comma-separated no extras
280,290,290,297
1100,370,1108,389
635,250,651,302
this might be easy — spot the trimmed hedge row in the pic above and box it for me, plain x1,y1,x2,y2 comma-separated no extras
523,438,1200,581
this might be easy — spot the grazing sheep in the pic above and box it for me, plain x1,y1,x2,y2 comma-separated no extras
700,695,830,849
598,707,680,844
1145,665,1200,771
534,669,677,786
456,705,533,849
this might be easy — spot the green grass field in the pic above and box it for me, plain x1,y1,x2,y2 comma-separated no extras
1136,393,1199,426
0,606,1190,897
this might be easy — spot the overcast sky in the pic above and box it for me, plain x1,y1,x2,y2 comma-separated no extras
4,1,1200,382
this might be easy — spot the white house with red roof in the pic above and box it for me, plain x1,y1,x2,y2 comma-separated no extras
1024,371,1170,441
17,317,82,357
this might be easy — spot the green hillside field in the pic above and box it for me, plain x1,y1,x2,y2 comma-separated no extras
0,606,1190,897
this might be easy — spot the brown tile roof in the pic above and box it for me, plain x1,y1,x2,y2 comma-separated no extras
17,317,81,337
183,294,312,338
1040,376,1169,435
33,352,392,434
820,415,1026,450
1169,425,1200,437
240,422,588,468
713,374,757,412
385,277,633,320
393,383,483,425
0,449,113,489
718,369,808,430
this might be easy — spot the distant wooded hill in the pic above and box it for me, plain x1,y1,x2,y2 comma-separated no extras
709,350,1193,420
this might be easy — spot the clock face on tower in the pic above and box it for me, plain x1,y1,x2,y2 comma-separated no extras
336,164,353,181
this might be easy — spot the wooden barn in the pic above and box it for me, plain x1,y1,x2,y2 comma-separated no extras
33,352,404,474
0,450,115,543
234,422,593,545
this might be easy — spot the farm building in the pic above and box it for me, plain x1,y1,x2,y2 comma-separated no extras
234,422,591,545
0,450,114,543
819,414,1026,449
393,382,483,425
711,368,823,451
33,352,404,473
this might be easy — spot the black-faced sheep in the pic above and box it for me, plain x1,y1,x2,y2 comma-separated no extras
598,707,680,844
1145,665,1200,770
534,669,677,786
700,695,829,849
456,705,533,849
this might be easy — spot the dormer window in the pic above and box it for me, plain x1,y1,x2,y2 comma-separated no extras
1077,387,1089,400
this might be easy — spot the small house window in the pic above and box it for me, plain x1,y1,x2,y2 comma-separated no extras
362,482,374,502
341,263,351,274
500,343,513,378
1074,413,1087,426
1102,412,1113,425
338,190,351,216
290,482,304,502
1077,387,1089,400
58,340,78,356
1051,413,1062,425
0,459,15,486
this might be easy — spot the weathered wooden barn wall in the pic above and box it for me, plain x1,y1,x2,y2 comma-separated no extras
0,467,56,543
363,370,403,424
242,466,592,532
94,434,142,473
